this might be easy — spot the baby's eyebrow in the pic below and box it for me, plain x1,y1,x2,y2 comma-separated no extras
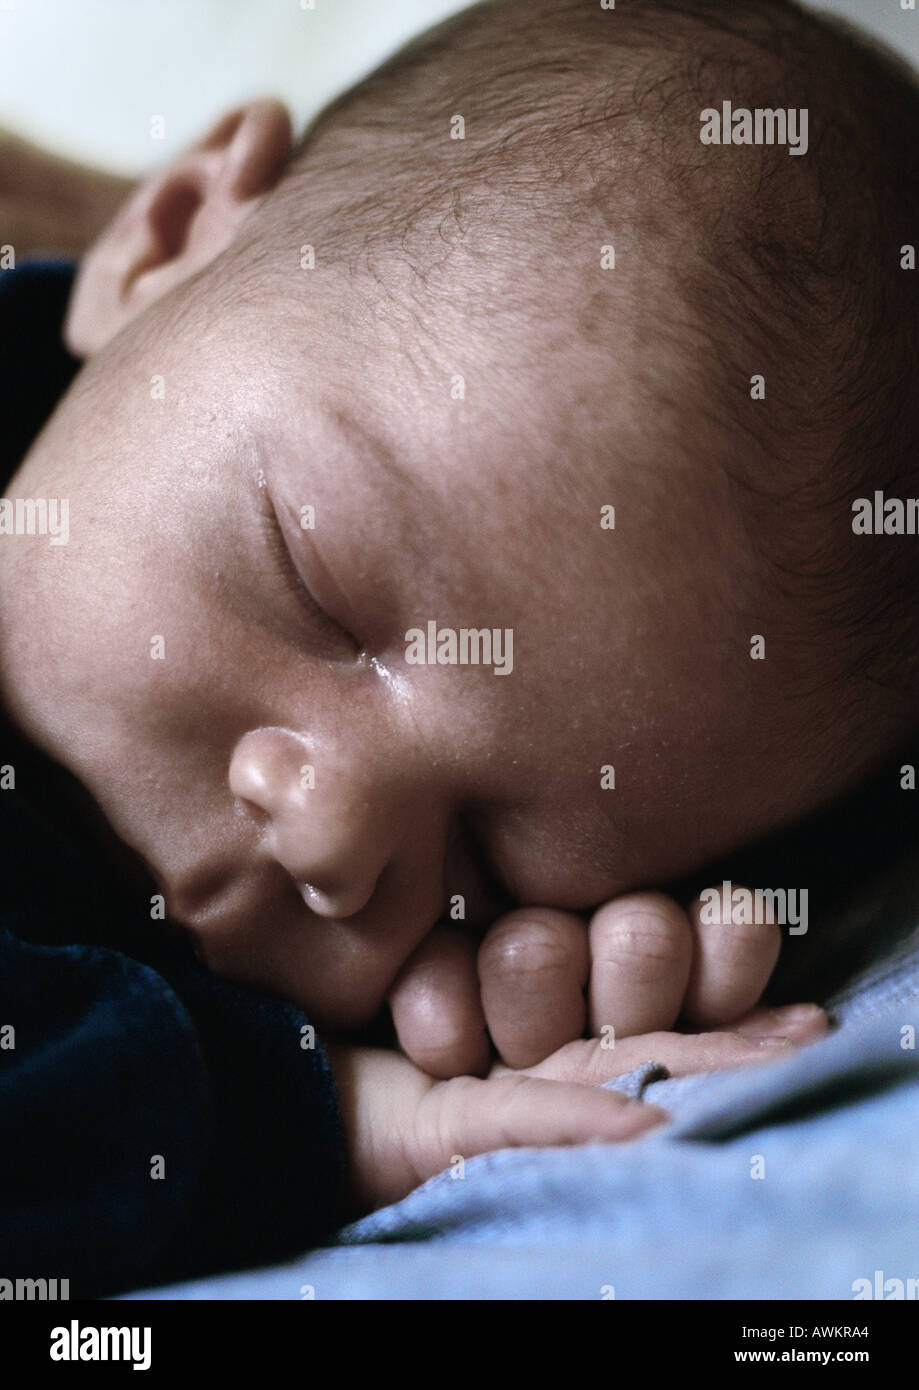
327,406,420,497
319,405,451,579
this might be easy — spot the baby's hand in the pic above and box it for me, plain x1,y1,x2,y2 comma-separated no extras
388,890,826,1077
324,1036,667,1215
477,889,826,1069
324,1009,821,1215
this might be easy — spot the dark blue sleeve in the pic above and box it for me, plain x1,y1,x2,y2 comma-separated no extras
0,259,80,482
0,920,348,1298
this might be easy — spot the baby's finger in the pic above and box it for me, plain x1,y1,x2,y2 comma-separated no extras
388,925,491,1080
587,893,693,1038
681,886,781,1027
729,1002,828,1043
478,908,589,1068
499,1025,812,1087
410,1073,666,1185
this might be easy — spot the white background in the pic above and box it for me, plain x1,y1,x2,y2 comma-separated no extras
0,0,915,174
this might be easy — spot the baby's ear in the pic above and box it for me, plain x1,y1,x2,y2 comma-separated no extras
64,98,292,357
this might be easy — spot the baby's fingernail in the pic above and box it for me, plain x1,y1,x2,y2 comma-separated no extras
771,1003,824,1022
758,1036,797,1049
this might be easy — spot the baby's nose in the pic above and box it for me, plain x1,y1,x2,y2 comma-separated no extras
228,727,393,919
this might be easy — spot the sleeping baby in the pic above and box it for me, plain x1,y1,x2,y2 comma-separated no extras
2,0,916,1283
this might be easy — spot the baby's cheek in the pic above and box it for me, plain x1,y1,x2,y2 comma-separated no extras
486,814,627,912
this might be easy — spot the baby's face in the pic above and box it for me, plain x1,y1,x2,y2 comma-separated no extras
0,255,875,1028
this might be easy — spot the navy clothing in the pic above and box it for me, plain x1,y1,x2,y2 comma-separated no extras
0,261,347,1297
0,260,80,483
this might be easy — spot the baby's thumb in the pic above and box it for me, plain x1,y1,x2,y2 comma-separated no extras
410,1074,665,1184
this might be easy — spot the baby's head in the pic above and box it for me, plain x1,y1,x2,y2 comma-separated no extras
2,0,918,1027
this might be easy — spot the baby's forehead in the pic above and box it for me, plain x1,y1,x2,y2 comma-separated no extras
228,264,603,524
